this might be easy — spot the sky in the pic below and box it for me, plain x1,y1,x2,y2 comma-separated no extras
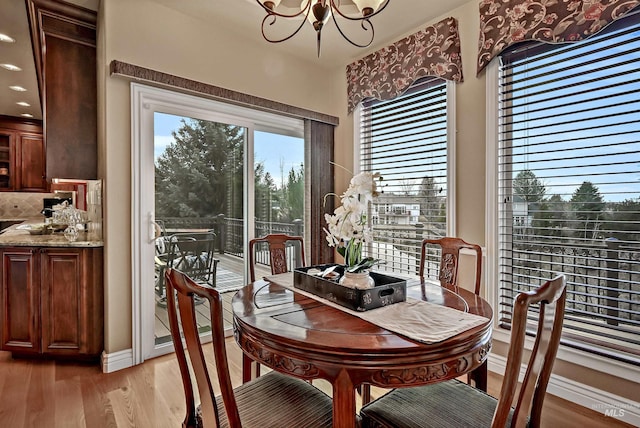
153,112,304,187
500,23,640,204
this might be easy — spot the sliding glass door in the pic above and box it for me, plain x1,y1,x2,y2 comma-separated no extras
152,112,246,348
132,84,304,361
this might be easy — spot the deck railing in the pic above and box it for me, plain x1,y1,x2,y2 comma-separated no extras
158,217,639,323
159,216,304,270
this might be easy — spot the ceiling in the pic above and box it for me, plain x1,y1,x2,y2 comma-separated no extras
0,0,470,121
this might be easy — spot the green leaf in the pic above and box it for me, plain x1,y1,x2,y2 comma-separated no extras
346,257,379,273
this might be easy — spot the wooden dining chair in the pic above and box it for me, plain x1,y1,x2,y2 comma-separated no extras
419,237,483,295
359,274,567,428
244,233,306,382
360,237,485,404
420,237,486,389
248,233,306,282
165,268,333,428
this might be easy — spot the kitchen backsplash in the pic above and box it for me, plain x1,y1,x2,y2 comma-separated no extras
0,192,58,219
0,181,102,228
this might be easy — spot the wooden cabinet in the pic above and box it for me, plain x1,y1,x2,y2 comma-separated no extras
27,0,97,180
0,116,47,192
15,133,46,191
0,248,39,353
0,247,103,359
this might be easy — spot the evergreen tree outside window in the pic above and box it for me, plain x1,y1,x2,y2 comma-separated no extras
155,117,245,220
155,117,305,229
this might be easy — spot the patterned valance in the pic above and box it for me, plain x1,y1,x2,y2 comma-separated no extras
477,0,640,75
346,17,463,114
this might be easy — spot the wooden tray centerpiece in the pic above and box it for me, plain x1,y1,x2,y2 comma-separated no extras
293,264,407,312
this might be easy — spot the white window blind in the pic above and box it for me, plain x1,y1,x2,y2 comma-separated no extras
498,12,640,363
359,77,448,277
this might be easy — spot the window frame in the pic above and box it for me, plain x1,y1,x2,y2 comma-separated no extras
353,80,457,274
485,57,640,383
130,83,306,363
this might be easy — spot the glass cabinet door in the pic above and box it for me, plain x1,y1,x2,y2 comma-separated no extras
0,130,14,190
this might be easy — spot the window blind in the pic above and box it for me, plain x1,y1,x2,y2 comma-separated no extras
498,12,640,363
359,77,448,277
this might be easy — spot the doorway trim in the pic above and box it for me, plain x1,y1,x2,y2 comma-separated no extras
130,83,304,365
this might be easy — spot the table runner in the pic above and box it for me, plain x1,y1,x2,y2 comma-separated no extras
263,272,489,344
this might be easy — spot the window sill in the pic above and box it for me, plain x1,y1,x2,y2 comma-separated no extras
491,328,640,383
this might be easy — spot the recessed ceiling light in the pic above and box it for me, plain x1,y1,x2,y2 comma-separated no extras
0,33,15,43
17,101,31,107
0,64,21,71
21,113,33,118
9,85,27,92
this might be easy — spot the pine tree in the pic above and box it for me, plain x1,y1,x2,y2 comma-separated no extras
155,118,245,218
513,170,546,203
417,176,444,224
280,163,304,222
570,181,605,239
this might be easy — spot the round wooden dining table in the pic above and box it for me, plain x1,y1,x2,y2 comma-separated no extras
232,276,493,428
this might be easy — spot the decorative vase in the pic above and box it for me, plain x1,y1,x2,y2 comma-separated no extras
339,271,375,290
63,225,78,242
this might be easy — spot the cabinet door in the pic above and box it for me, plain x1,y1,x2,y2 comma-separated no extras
16,133,46,191
40,248,103,356
0,129,15,191
43,27,97,180
0,248,40,353
40,248,83,354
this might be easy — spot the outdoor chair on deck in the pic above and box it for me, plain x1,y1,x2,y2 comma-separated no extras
243,233,306,383
165,268,333,428
359,275,567,428
156,232,219,305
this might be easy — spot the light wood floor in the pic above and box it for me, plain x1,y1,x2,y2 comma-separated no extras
0,342,634,428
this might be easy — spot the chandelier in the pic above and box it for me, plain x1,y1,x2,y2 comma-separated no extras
256,0,390,56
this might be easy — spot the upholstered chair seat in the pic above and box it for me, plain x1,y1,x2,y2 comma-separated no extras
360,379,516,428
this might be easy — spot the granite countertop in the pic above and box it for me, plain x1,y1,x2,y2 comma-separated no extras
0,218,103,248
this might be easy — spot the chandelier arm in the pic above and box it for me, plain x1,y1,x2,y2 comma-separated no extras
255,0,312,19
329,0,390,21
261,13,310,44
330,13,375,48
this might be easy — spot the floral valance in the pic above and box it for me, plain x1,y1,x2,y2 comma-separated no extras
477,0,640,75
346,17,463,114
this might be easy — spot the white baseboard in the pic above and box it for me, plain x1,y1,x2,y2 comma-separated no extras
101,348,134,373
489,355,640,427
